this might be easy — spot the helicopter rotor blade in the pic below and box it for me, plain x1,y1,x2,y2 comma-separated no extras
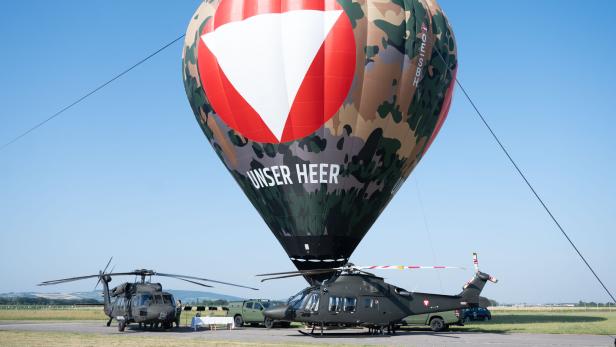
94,257,113,291
255,262,464,282
155,273,259,291
355,265,464,270
39,272,142,286
256,268,340,277
260,273,307,282
172,277,213,288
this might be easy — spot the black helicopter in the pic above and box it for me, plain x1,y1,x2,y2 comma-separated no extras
39,259,258,331
261,253,496,335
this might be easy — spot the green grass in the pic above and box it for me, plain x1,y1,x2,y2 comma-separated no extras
0,331,357,347
451,311,616,335
0,307,106,321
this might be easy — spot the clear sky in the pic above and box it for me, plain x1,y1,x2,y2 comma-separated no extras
1,0,614,304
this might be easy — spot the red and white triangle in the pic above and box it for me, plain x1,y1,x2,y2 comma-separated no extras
201,10,343,141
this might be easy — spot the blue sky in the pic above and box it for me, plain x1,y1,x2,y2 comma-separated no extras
0,0,614,304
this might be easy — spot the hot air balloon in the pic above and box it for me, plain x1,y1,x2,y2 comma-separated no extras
182,0,456,282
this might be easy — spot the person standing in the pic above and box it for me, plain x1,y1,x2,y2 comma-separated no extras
175,300,182,327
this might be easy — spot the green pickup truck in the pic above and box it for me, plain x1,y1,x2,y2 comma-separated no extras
402,309,463,332
227,299,290,328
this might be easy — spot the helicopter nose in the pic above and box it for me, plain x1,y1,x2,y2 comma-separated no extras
263,305,290,321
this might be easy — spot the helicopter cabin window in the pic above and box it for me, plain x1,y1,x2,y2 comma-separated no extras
302,292,320,312
245,302,253,309
328,297,341,312
343,297,357,312
328,297,356,312
162,294,174,305
364,297,379,309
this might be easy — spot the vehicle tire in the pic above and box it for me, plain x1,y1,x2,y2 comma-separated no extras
429,317,445,332
118,320,126,332
264,317,274,329
234,315,244,327
163,322,172,329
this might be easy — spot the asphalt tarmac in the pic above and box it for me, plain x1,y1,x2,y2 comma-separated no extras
0,321,613,347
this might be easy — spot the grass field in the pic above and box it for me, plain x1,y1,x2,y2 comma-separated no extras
0,331,343,347
453,310,616,335
0,306,106,321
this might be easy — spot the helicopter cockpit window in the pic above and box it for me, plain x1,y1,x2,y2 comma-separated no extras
139,294,153,306
288,289,310,310
162,294,173,305
394,287,411,296
302,292,320,312
153,295,163,305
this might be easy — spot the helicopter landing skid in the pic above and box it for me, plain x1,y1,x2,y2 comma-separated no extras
298,329,326,337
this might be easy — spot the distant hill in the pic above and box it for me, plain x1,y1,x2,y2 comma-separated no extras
0,290,243,305
166,290,243,303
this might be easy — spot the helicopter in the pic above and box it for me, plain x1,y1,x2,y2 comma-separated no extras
39,259,258,331
260,253,497,335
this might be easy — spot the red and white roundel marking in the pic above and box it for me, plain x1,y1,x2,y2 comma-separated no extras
197,0,356,143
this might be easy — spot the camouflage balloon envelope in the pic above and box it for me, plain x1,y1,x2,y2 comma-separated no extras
182,0,457,282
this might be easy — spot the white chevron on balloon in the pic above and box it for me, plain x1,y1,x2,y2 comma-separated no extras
202,10,343,141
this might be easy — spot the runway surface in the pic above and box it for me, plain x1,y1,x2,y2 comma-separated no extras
0,321,613,346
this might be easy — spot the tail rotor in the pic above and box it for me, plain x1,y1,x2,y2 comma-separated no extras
94,257,113,291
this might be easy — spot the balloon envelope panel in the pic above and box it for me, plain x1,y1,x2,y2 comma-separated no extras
182,0,457,278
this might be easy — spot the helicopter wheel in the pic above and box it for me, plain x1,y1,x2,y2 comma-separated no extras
118,320,126,332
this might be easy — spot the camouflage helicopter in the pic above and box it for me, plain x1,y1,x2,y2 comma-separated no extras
39,259,258,331
261,254,496,335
